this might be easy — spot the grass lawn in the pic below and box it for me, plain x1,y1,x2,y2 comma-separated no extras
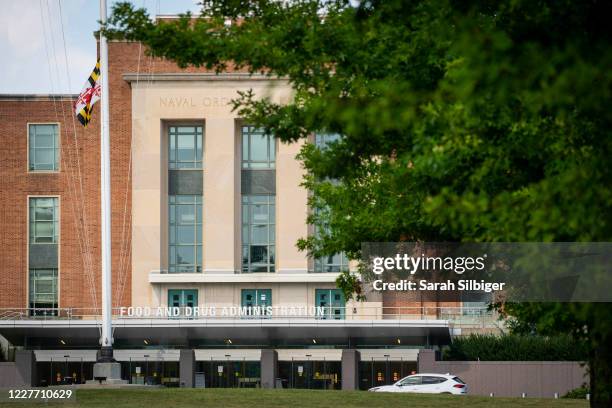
0,388,589,408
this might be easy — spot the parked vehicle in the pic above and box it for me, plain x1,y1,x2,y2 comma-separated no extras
368,373,467,395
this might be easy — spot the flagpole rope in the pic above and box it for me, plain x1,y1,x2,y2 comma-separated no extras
45,0,99,311
40,0,98,310
50,0,99,311
56,0,100,310
39,0,98,311
46,0,99,310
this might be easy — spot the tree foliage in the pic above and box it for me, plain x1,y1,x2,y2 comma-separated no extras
105,1,612,405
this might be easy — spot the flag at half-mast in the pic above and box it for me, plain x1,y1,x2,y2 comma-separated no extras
74,60,101,127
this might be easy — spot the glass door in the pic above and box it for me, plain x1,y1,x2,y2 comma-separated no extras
168,289,198,318
241,289,272,318
315,289,345,319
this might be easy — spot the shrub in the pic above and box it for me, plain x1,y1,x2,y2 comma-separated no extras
563,386,589,399
442,334,587,361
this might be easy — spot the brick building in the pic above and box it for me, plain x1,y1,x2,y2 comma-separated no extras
0,40,494,389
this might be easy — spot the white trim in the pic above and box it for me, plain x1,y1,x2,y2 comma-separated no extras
277,349,342,362
34,349,97,362
357,349,420,361
202,269,236,274
195,349,261,361
148,272,339,284
113,349,180,362
277,268,308,274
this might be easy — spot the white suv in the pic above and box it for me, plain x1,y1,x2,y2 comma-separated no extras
368,373,467,395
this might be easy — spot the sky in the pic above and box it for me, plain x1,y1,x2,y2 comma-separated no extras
0,0,200,94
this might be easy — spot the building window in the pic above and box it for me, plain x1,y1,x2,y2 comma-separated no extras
242,195,275,273
314,253,349,273
242,126,275,169
461,292,491,316
241,289,272,317
168,289,198,317
29,197,59,243
315,289,345,320
315,132,341,150
312,133,348,273
169,195,202,273
29,124,59,171
312,209,349,273
29,268,58,314
168,125,203,169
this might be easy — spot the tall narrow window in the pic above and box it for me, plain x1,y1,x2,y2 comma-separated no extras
167,124,203,273
168,125,203,169
169,195,202,273
29,197,59,243
242,126,275,168
29,269,58,313
29,124,59,171
312,133,349,273
242,195,275,273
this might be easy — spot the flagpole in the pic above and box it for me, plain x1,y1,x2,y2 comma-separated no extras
98,0,113,362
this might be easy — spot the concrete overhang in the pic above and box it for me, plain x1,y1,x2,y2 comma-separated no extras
0,319,450,347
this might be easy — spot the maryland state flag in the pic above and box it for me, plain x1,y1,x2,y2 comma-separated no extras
74,60,101,127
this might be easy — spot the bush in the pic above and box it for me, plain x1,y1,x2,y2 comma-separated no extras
563,386,589,399
443,334,587,361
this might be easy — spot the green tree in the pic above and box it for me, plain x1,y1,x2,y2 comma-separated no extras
105,1,612,405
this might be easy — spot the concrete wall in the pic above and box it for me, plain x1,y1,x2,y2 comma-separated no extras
260,349,278,389
0,350,36,387
418,349,587,398
341,349,360,390
130,77,297,307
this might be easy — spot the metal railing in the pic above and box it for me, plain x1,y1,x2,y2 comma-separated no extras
0,306,499,328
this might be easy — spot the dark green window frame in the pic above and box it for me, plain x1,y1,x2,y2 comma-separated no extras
315,289,345,320
168,289,198,318
241,289,272,317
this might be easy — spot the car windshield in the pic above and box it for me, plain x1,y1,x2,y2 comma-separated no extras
453,376,465,384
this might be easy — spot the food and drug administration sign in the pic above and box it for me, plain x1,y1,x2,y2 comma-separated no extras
118,306,328,318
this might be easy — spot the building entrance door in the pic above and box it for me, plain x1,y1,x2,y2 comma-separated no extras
315,289,345,319
241,289,272,317
358,359,417,390
279,360,342,390
168,289,198,317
